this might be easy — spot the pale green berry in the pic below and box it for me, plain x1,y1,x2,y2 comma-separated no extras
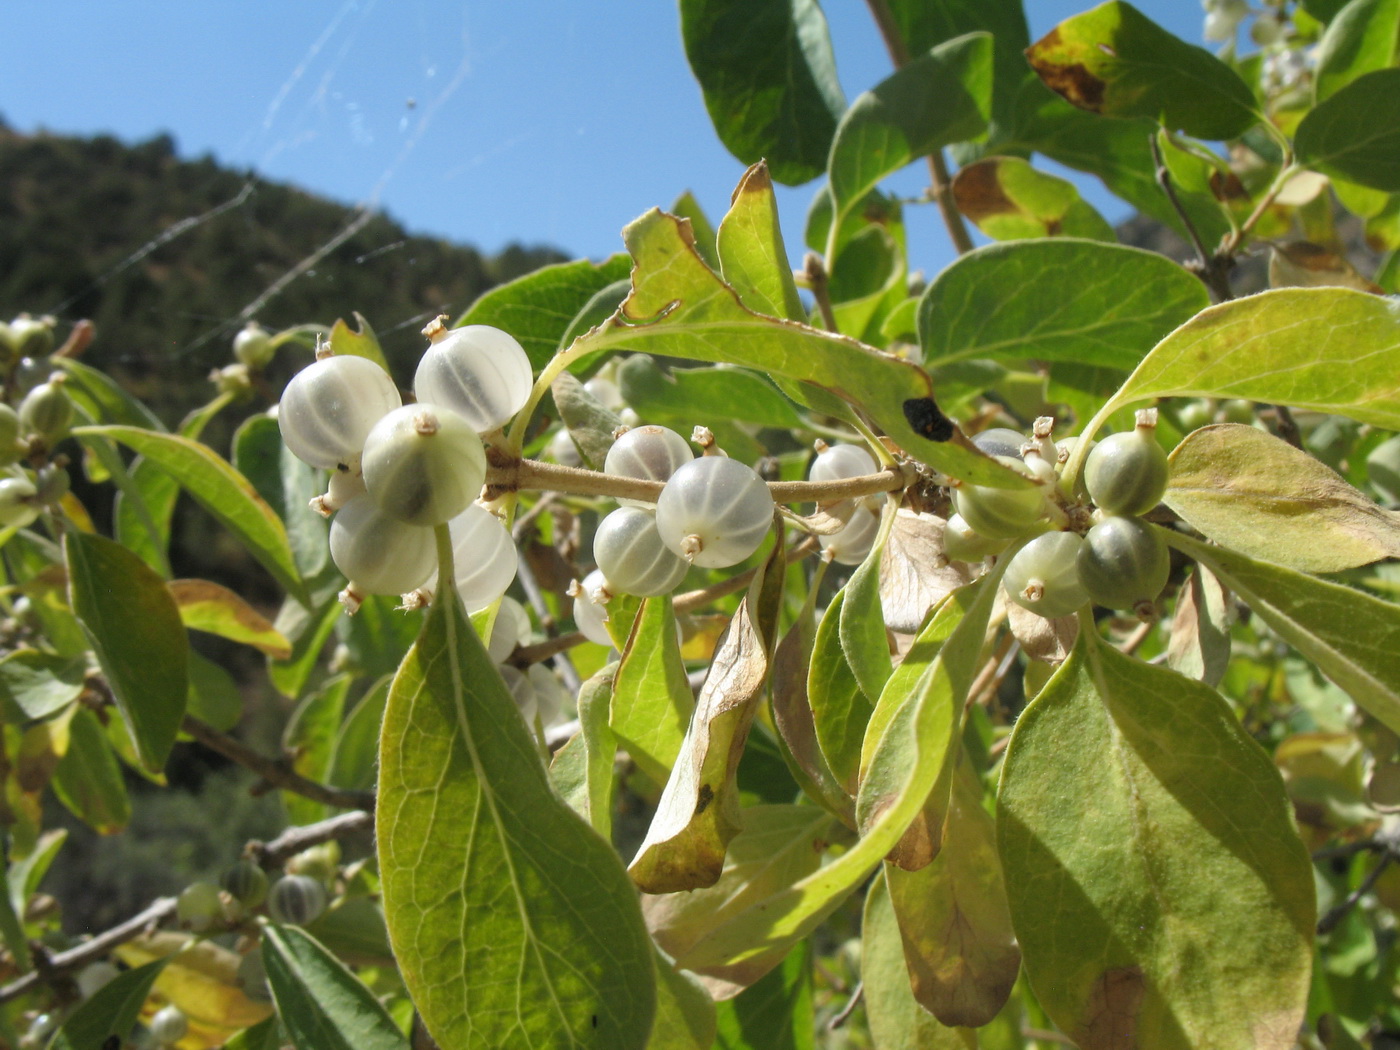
1084,413,1169,516
1003,532,1089,620
149,1004,189,1046
268,874,327,926
18,377,73,446
176,881,223,932
361,403,485,527
952,456,1048,540
942,512,1009,562
594,506,689,596
233,323,275,369
0,477,39,529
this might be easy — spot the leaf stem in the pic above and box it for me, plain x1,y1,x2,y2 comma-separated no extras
1148,133,1234,303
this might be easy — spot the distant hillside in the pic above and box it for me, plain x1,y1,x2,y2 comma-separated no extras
0,123,566,415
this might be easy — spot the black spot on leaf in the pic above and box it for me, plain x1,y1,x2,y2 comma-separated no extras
903,397,955,441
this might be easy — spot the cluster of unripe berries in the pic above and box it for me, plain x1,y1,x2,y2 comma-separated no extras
1202,0,1285,47
0,315,76,532
947,410,1172,623
277,319,530,613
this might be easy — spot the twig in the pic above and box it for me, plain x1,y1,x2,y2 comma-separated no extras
1023,1027,1079,1046
826,979,864,1031
511,541,583,694
245,810,374,869
674,536,821,614
1148,134,1233,302
803,252,840,332
1318,854,1393,935
181,715,374,812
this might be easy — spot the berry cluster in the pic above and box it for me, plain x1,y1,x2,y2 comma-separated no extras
0,316,77,532
945,410,1173,623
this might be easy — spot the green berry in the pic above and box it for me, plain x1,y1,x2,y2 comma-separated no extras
9,316,54,358
1002,531,1089,620
1084,411,1169,516
942,512,1009,562
361,403,486,527
233,323,275,369
18,376,73,446
1076,516,1170,618
176,881,223,932
0,476,39,529
952,456,1048,540
268,874,327,926
221,860,269,908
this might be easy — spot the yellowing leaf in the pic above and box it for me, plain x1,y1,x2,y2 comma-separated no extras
169,579,291,658
1166,423,1400,571
117,933,273,1036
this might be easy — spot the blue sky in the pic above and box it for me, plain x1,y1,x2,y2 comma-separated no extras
0,1,1204,278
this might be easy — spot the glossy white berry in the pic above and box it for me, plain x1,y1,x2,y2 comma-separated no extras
547,427,582,467
972,427,1027,459
605,425,693,507
1084,414,1169,516
594,506,689,596
820,502,881,565
528,665,568,727
487,596,532,663
0,476,39,529
572,569,613,646
655,456,775,568
952,456,1048,540
942,512,1009,562
443,504,518,612
584,375,625,411
1003,531,1089,620
414,325,533,433
329,495,436,596
1077,516,1171,617
150,1004,189,1046
361,404,485,526
268,874,327,926
278,355,401,470
809,442,877,483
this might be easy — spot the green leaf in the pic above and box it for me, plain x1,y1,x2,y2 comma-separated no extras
327,312,391,372
1166,566,1232,688
282,674,351,825
0,874,27,973
65,531,188,772
0,649,85,722
1170,530,1400,736
808,590,872,795
1026,0,1260,139
884,757,1019,1027
232,414,334,586
223,1017,284,1050
716,162,806,321
1100,288,1400,428
951,156,1117,241
302,896,394,968
549,665,617,839
552,370,623,470
1166,423,1400,571
327,676,391,793
838,517,893,701
457,255,634,370
261,923,407,1050
671,572,1002,984
828,33,994,239
269,595,340,700
1315,0,1400,101
713,941,815,1050
7,828,66,921
918,239,1210,371
862,872,977,1050
170,579,292,658
187,650,244,731
377,580,655,1049
997,629,1315,1049
51,707,130,834
77,425,309,605
629,539,785,893
55,357,165,431
612,596,694,784
50,957,169,1050
1296,69,1400,191
671,190,721,271
574,209,1029,488
617,356,805,432
649,951,718,1050
680,0,845,185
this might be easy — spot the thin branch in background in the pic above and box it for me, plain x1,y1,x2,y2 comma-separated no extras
1318,854,1394,936
246,810,374,869
826,980,864,1031
1148,134,1233,303
803,252,840,332
511,527,583,695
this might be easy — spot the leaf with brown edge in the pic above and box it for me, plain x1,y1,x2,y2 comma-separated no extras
716,161,806,322
885,754,1019,1027
169,579,291,659
878,510,974,633
1166,423,1400,571
952,156,1115,242
1269,241,1383,293
628,532,785,893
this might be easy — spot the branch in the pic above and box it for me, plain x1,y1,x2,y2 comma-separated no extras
1148,134,1233,303
181,715,374,812
245,810,374,869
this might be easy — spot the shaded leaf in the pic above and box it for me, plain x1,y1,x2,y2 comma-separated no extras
862,871,976,1050
1006,602,1077,665
77,425,308,605
717,161,806,321
170,579,291,658
269,595,340,700
828,33,994,238
457,255,633,369
1297,69,1400,191
712,942,815,1050
232,414,333,586
1268,241,1384,293
809,590,871,795
613,596,694,784
54,357,164,431
649,950,719,1050
116,932,274,1037
50,958,169,1050
878,510,974,633
66,531,188,772
1170,530,1400,735
377,581,655,1049
261,923,408,1050
998,630,1314,1050
327,675,391,792
1102,288,1400,428
629,538,785,893
680,0,845,185
838,513,894,702
1166,423,1400,571
552,370,623,470
885,757,1019,1027
918,239,1210,371
1026,1,1260,139
282,674,350,825
51,707,130,834
617,355,805,431
1166,565,1232,687
0,649,85,722
574,208,1030,488
953,156,1116,241
549,664,617,839
187,651,244,732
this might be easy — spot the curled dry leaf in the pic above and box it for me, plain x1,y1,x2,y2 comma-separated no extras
1006,601,1077,665
879,509,974,633
1268,241,1383,294
1166,565,1232,687
1166,423,1400,572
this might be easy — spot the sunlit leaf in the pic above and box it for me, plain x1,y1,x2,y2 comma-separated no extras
77,425,309,605
617,355,805,431
1102,288,1400,428
717,161,806,321
261,923,408,1050
1170,530,1400,735
919,239,1210,371
169,579,292,658
680,0,845,185
650,949,718,1050
66,531,188,772
549,664,617,839
952,156,1116,241
0,649,85,722
809,590,872,795
878,510,974,633
612,596,693,784
327,311,390,371
1026,1,1260,139
1166,423,1400,571
1296,69,1400,191
839,514,893,702
377,580,655,1049
998,630,1315,1049
51,707,130,834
